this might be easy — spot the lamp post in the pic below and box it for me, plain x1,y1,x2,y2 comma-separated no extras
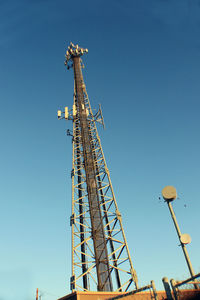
162,186,198,289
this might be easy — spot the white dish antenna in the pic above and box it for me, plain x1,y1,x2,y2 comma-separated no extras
162,186,177,201
180,233,191,245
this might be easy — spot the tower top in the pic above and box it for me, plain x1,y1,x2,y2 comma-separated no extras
65,42,88,68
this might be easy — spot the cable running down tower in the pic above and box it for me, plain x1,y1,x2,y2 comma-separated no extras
58,42,138,293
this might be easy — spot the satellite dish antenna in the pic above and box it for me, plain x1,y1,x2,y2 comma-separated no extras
180,233,191,245
162,186,177,201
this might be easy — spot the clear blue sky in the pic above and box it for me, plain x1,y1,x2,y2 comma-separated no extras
0,0,200,299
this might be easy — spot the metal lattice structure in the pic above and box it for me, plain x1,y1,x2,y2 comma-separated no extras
58,43,138,293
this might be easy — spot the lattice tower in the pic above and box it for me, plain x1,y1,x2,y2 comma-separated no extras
58,43,138,293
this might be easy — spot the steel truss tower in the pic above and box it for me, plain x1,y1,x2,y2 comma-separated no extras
59,43,138,293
